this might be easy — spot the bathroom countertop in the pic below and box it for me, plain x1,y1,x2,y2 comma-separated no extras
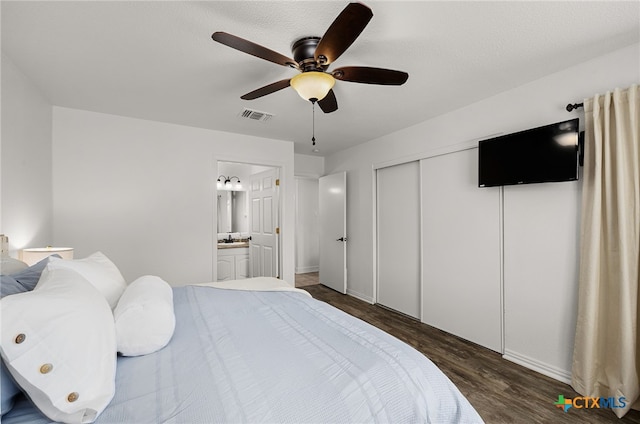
217,241,249,249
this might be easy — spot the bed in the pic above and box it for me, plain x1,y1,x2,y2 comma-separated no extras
1,255,483,424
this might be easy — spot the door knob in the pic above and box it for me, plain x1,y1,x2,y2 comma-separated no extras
336,237,347,242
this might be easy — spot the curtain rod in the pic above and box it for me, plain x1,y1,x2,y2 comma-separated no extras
566,102,584,112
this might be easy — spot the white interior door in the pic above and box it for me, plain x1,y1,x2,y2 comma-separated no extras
249,168,279,278
376,161,421,319
319,172,347,294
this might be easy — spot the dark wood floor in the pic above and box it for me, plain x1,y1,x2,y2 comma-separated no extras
293,271,319,287
299,280,640,423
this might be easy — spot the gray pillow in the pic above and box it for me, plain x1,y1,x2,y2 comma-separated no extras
0,255,60,298
0,257,27,275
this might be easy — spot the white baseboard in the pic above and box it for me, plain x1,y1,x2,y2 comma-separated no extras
503,349,572,385
346,289,374,304
295,266,319,274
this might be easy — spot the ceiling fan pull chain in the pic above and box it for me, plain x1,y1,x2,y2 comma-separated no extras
312,101,316,146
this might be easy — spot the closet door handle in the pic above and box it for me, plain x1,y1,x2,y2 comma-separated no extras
336,237,347,242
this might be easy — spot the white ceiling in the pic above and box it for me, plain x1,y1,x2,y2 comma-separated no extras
2,1,639,156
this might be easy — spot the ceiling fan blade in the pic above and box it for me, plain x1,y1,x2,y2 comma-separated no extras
212,32,299,69
333,66,409,85
314,3,373,66
240,79,291,100
318,89,338,113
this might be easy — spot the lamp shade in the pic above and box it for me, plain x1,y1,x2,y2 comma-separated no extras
20,247,74,266
290,72,335,102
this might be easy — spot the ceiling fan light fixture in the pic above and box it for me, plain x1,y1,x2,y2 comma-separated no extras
290,72,335,102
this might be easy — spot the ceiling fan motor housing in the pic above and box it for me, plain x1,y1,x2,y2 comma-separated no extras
292,37,323,71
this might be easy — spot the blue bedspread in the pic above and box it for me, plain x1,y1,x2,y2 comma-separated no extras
4,286,483,423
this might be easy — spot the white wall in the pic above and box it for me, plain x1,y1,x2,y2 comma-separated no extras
0,54,57,257
52,107,295,286
294,153,324,274
294,154,324,178
502,181,581,382
295,178,319,273
325,44,640,380
1,53,53,255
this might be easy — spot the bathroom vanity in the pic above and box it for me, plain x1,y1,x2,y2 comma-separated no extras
217,243,249,281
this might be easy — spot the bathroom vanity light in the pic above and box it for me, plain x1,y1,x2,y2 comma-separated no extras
217,175,242,190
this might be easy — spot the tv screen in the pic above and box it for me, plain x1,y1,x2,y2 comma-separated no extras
478,118,579,187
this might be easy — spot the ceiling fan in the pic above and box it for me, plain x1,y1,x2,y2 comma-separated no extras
211,2,409,113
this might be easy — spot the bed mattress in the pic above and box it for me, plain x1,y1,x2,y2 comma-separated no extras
3,285,482,423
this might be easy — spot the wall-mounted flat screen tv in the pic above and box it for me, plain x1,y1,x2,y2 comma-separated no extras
478,118,579,187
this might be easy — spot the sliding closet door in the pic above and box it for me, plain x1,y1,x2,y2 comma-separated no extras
377,161,420,319
421,149,502,352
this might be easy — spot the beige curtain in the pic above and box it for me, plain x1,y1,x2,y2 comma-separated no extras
572,84,639,418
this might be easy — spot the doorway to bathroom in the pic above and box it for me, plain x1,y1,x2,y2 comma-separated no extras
216,161,280,281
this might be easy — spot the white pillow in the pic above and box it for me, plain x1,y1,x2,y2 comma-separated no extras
0,267,116,424
46,251,126,309
114,275,175,356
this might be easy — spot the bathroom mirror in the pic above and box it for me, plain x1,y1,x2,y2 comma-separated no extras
217,191,248,234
